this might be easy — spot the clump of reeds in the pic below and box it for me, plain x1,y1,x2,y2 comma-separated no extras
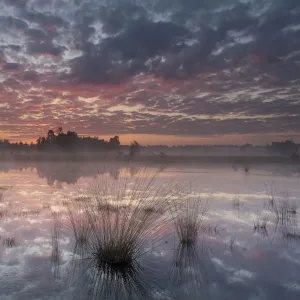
265,184,297,227
64,167,178,300
13,209,41,217
66,202,91,246
226,235,236,254
171,193,210,245
283,231,300,243
201,224,223,236
2,237,16,248
244,165,250,173
73,195,91,202
67,167,177,268
253,217,268,238
232,194,244,212
0,209,8,219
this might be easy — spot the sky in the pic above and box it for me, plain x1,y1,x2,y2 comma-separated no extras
0,0,300,145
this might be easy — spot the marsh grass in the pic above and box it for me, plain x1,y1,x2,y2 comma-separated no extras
66,202,91,246
265,184,298,227
0,209,9,219
171,194,210,245
201,224,223,236
0,185,12,191
42,204,51,210
253,218,268,238
62,200,70,207
66,167,180,269
232,194,244,210
0,185,12,203
283,230,300,243
254,214,268,231
224,235,237,254
143,206,164,215
63,167,181,300
73,195,92,202
2,236,16,248
13,209,41,217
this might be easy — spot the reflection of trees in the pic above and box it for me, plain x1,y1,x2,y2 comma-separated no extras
0,162,123,186
40,163,122,185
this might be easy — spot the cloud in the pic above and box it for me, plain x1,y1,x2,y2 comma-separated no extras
27,41,66,57
1,0,300,142
3,62,21,71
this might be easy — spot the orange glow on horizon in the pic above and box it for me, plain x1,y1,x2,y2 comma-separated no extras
3,132,300,146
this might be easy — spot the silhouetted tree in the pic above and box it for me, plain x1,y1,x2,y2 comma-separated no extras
0,129,125,154
47,130,55,143
57,127,63,135
109,136,120,148
129,141,140,157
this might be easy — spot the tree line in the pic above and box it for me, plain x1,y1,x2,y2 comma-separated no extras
0,127,142,156
0,127,120,152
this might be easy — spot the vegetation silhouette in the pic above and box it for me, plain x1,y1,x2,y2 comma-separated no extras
170,193,210,245
0,127,121,153
37,128,120,152
129,141,141,157
55,167,181,300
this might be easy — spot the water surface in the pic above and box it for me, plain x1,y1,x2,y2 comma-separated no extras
0,162,300,299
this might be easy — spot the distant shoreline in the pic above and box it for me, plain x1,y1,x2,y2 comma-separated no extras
1,153,299,165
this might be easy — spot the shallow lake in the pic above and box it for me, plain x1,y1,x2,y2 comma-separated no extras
0,161,300,300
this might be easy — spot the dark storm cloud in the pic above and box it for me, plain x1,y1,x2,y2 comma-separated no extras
4,0,28,7
23,70,39,81
24,11,65,29
67,0,300,84
0,16,28,31
27,41,66,57
3,62,21,71
26,28,47,41
70,19,190,82
98,3,148,34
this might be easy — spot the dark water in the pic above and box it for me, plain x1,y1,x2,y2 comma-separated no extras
0,161,300,299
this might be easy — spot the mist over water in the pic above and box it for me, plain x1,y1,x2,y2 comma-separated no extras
0,161,300,299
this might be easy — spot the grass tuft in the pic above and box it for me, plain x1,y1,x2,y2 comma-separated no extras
67,167,177,268
171,194,209,245
265,183,297,227
2,237,16,248
63,167,179,300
